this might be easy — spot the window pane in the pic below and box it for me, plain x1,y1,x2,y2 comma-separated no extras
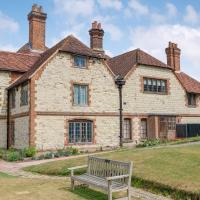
74,56,86,68
73,85,88,105
69,121,93,144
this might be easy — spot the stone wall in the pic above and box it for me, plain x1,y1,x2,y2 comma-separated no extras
0,119,7,148
0,72,10,115
35,53,119,113
14,116,29,149
0,72,10,148
123,65,200,115
180,117,200,124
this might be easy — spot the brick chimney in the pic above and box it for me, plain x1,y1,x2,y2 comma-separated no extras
28,4,47,51
165,42,181,71
89,21,104,53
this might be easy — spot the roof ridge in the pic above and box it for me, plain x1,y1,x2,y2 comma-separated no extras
110,49,138,60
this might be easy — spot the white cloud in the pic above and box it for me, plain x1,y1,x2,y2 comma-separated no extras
184,5,199,24
105,49,113,57
54,0,95,18
128,24,200,80
97,0,122,10
166,3,177,17
104,23,123,41
0,11,19,32
128,0,149,16
0,44,17,52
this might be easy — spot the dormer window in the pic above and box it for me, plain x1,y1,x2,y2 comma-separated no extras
74,55,86,68
187,93,196,107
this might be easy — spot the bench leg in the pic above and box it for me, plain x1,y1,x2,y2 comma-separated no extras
108,190,112,200
127,188,131,200
71,179,75,190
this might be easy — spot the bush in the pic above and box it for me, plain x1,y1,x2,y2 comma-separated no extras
44,152,54,159
3,151,22,162
24,147,37,157
137,139,162,148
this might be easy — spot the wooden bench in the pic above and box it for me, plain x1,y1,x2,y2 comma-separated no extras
68,156,133,200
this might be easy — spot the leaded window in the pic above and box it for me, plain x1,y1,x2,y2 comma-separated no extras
10,89,16,109
187,93,196,106
143,77,167,94
74,55,86,68
123,119,131,140
20,83,28,106
69,120,93,144
73,84,88,105
160,116,176,131
140,119,147,138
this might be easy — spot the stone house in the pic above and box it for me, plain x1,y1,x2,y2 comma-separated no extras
0,4,200,150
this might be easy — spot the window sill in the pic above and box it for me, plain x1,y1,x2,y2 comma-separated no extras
187,105,197,108
122,139,133,143
143,91,167,95
68,142,93,145
73,66,87,69
73,104,89,107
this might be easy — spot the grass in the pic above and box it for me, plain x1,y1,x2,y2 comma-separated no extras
169,136,200,145
0,175,135,200
0,172,14,178
25,144,200,199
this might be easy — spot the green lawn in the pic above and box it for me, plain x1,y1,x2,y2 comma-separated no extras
25,144,200,198
0,175,132,200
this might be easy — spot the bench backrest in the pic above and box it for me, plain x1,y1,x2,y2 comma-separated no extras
87,156,133,185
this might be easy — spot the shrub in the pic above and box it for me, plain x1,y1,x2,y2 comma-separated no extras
44,152,54,159
24,147,37,157
4,151,22,162
137,139,162,148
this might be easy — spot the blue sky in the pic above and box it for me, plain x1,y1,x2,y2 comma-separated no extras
1,0,200,80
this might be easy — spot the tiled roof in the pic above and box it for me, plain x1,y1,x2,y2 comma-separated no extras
0,51,40,72
8,35,105,89
17,43,48,56
107,49,170,77
175,72,200,94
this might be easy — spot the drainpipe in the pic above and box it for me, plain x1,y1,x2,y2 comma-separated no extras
7,89,10,149
115,75,126,147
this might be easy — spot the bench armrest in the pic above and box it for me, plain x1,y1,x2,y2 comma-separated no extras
106,174,130,181
68,165,88,171
68,165,87,176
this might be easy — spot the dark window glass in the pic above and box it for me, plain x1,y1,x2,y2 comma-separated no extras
140,119,147,138
160,116,176,131
20,83,28,106
123,119,131,140
69,121,93,144
187,93,196,106
10,89,16,108
74,55,86,68
73,84,88,105
143,78,167,94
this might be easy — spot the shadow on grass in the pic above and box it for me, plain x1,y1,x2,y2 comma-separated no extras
67,186,108,200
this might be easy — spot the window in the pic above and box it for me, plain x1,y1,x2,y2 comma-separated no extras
143,77,167,94
187,93,196,107
160,116,176,131
20,83,28,106
69,120,93,144
10,89,16,109
140,119,147,139
123,119,131,140
74,55,86,68
73,84,88,106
